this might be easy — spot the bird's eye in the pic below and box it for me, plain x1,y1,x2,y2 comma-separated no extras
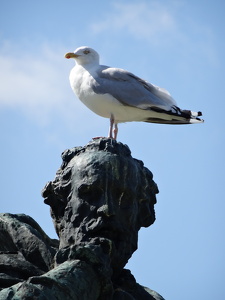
83,50,90,55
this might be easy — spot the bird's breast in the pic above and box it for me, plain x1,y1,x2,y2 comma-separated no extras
69,67,123,119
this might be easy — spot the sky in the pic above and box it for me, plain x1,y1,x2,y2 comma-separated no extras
0,0,225,299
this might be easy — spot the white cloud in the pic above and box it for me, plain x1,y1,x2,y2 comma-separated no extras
90,1,218,68
0,43,85,126
91,1,178,46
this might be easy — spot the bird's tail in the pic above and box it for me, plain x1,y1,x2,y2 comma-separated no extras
146,106,204,124
181,109,204,124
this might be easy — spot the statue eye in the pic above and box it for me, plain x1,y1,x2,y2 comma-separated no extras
78,184,102,205
83,50,90,55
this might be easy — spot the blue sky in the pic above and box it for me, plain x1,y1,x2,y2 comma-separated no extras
1,1,225,299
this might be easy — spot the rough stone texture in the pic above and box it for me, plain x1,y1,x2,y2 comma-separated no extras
0,138,165,299
0,213,58,291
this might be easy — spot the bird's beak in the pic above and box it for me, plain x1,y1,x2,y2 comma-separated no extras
64,52,80,59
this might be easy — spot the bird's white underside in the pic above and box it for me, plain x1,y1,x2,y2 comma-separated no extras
73,90,175,123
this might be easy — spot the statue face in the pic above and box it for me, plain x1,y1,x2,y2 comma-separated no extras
60,151,141,270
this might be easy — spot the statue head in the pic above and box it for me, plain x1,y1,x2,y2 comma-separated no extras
42,139,158,272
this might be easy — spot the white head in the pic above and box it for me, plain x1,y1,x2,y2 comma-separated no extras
65,46,100,66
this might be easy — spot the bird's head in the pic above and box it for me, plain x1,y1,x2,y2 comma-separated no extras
65,46,99,66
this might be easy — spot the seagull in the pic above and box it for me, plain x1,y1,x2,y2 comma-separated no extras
65,46,203,140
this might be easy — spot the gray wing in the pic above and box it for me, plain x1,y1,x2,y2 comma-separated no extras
92,66,177,111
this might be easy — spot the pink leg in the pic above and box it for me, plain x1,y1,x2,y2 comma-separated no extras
113,123,118,140
93,115,117,140
108,114,114,138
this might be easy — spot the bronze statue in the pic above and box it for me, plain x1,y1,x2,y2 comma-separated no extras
0,138,164,299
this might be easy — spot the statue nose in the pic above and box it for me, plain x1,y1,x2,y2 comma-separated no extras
97,204,115,217
97,192,115,217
